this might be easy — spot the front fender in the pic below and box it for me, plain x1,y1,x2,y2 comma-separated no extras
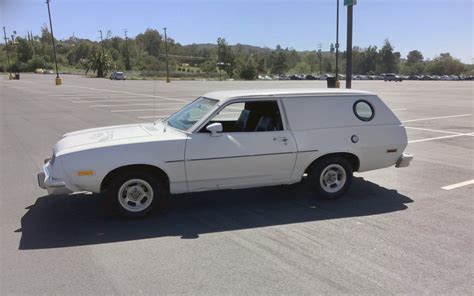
59,140,186,194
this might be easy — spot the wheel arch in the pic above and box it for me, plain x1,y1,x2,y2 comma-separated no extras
304,152,360,174
100,164,170,193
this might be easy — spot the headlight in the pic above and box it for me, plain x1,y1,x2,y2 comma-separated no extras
50,151,56,165
44,151,56,165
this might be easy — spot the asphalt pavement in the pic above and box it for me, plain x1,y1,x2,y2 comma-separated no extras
0,74,473,295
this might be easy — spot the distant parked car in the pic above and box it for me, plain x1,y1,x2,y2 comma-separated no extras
289,74,304,80
305,74,318,80
382,73,403,82
110,71,126,80
319,74,334,81
45,69,54,74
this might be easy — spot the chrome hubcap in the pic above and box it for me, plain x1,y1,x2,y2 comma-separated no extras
118,179,154,212
319,164,347,193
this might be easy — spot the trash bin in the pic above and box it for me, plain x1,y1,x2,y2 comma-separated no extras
15,73,20,80
327,76,336,88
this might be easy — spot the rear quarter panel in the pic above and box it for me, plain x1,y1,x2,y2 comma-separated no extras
282,95,407,180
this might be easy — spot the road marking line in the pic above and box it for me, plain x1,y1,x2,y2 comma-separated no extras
442,180,474,190
111,108,180,113
404,126,467,135
57,96,147,100
91,102,184,107
61,84,190,102
72,98,182,103
402,114,472,123
408,133,473,143
137,115,167,119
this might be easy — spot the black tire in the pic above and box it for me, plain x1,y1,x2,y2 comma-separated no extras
105,171,166,218
307,157,353,200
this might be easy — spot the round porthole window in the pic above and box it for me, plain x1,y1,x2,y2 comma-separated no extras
353,100,374,121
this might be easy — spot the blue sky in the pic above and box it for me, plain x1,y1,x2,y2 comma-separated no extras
1,0,472,63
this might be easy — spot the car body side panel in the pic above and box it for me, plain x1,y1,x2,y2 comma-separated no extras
283,95,408,180
59,139,187,194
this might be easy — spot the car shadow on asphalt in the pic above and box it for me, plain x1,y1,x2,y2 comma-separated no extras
18,177,413,250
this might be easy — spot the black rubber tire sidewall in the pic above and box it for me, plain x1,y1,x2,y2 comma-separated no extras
106,172,164,218
308,157,353,200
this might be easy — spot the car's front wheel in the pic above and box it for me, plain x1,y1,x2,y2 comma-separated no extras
106,172,165,218
307,157,353,199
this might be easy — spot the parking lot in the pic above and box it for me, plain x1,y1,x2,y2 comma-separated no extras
1,74,473,294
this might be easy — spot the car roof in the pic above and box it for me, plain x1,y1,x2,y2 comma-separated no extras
203,88,375,102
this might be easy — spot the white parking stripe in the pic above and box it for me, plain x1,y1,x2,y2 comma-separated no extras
61,84,190,102
57,96,145,100
137,115,167,119
408,133,474,143
111,108,180,113
402,114,472,123
442,180,474,190
404,126,466,135
72,98,175,103
91,103,184,108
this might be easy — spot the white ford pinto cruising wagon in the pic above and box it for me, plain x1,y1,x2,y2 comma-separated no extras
38,89,413,217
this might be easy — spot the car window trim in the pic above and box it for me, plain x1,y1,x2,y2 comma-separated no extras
353,99,375,122
191,97,287,134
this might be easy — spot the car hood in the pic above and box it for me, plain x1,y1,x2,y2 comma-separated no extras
54,122,183,156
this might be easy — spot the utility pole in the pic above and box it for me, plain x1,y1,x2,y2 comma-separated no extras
98,29,105,55
335,0,340,86
218,43,222,81
163,27,170,83
124,29,131,70
2,27,12,79
318,43,322,75
345,0,356,89
46,0,61,85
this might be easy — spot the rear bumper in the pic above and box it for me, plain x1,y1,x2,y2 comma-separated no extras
395,153,413,168
37,162,73,195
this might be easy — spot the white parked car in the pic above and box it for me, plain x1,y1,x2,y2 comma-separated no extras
38,89,413,217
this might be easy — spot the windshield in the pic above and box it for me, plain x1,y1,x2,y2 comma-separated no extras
165,97,218,131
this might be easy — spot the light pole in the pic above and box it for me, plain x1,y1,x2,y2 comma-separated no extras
2,27,12,79
335,0,340,87
345,0,356,89
124,29,131,70
46,0,61,85
163,27,170,83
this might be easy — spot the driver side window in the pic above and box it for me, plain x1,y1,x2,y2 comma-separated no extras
201,100,284,133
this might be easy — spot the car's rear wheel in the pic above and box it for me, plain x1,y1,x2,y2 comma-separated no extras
106,172,165,218
307,157,353,199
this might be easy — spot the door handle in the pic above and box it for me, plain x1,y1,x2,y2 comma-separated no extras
273,137,288,142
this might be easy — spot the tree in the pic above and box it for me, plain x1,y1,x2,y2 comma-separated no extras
406,50,423,64
217,37,235,77
40,25,53,44
16,37,33,63
84,48,112,77
270,49,288,76
290,61,311,74
201,60,217,76
136,28,161,57
425,53,465,75
237,57,257,80
377,39,396,73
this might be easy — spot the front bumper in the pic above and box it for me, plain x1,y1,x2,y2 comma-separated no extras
37,162,73,195
395,153,413,168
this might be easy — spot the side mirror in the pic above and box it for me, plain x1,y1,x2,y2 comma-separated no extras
206,122,223,136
